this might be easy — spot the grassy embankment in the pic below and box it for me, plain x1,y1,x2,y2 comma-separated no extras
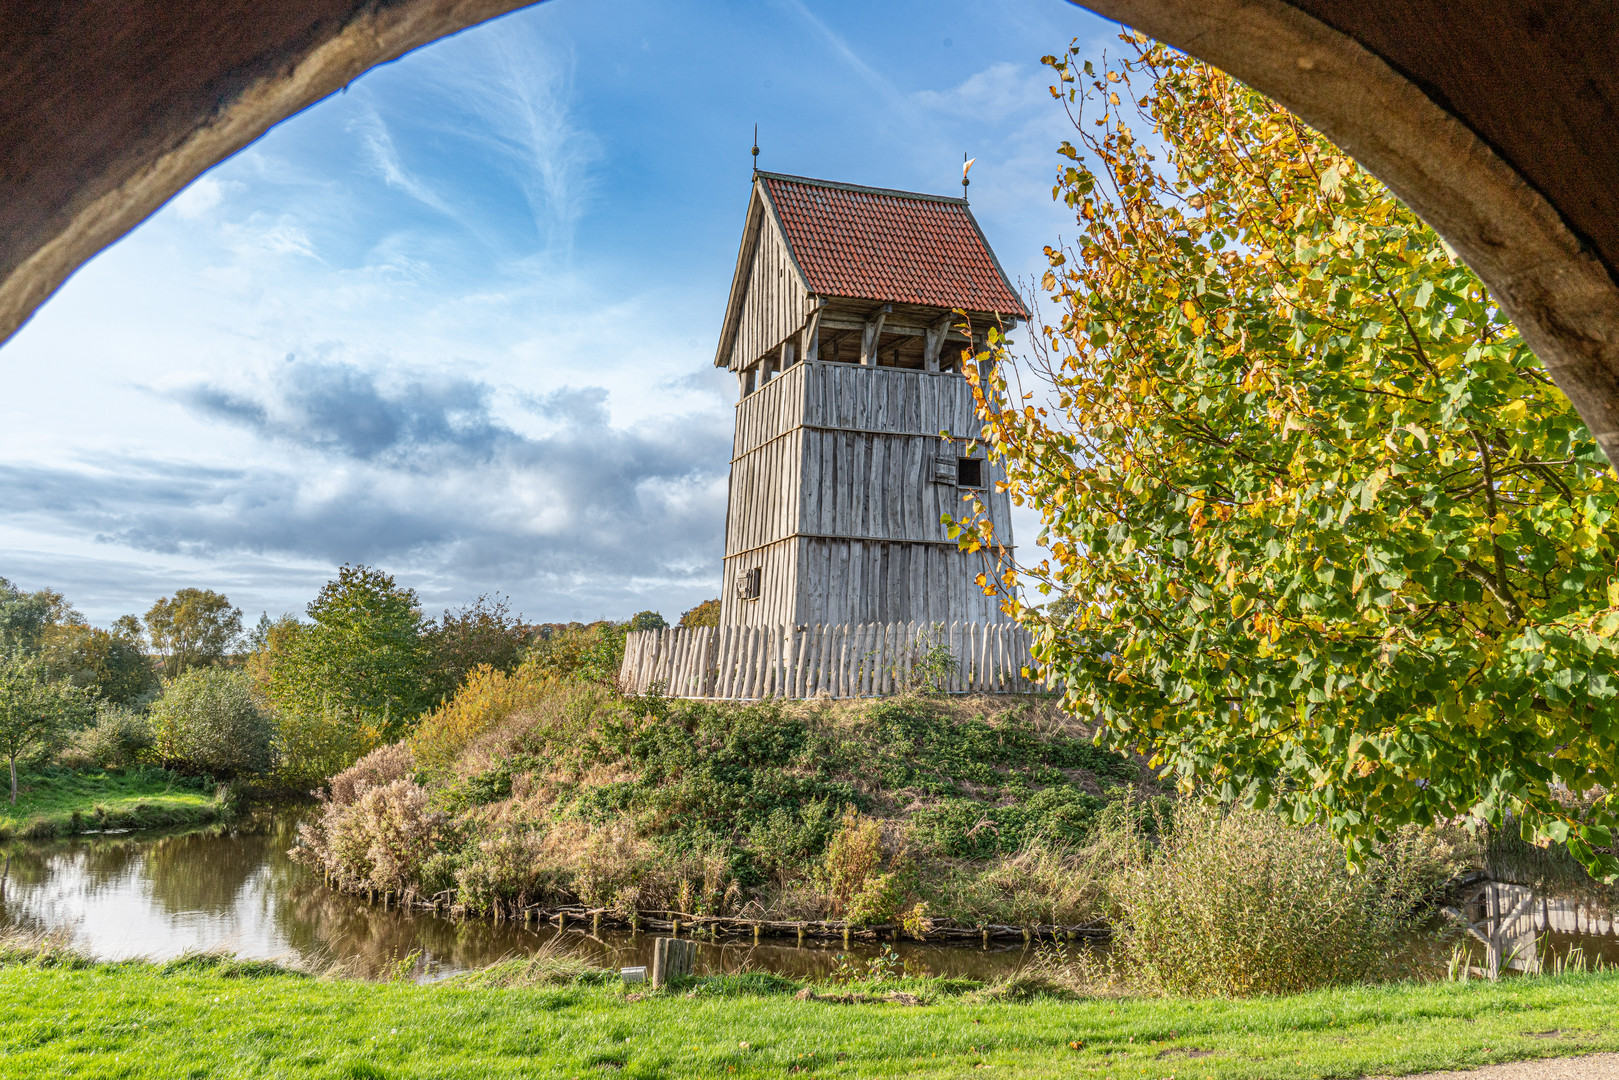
1,946,1616,1079
0,766,224,840
298,679,1166,928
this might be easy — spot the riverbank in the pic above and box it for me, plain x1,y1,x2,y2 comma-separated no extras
0,766,224,840
0,946,1615,1079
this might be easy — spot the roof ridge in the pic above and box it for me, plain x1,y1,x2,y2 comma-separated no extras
757,171,969,207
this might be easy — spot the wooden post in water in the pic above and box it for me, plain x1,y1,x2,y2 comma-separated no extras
651,937,695,988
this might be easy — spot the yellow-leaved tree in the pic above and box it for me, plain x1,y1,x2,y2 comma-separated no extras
958,38,1619,876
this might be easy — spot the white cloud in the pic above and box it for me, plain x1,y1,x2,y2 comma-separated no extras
170,176,226,219
913,62,1047,122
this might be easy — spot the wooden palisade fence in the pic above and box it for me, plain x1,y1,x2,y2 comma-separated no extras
618,621,1053,699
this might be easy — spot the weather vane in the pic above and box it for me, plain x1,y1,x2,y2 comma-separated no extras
962,153,975,198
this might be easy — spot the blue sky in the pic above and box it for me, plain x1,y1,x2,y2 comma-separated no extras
0,0,1117,627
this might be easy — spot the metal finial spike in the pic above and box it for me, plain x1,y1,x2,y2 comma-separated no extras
752,124,760,173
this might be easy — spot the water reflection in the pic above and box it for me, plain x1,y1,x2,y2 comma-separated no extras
4,811,1617,984
0,811,1040,981
1452,880,1619,977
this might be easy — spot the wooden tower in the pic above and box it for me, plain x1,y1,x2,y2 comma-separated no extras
714,172,1027,628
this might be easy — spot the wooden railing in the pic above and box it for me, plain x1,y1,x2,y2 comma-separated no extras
618,621,1052,699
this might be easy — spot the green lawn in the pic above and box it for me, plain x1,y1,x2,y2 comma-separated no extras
0,767,222,839
1,955,1615,1079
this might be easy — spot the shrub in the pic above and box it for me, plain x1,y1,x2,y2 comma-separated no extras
58,704,154,769
1101,802,1454,996
272,701,382,790
410,664,560,773
302,778,443,896
925,841,1108,927
819,807,910,925
325,741,416,807
149,667,273,777
523,623,625,685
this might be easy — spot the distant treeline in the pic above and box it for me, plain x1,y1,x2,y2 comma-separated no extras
0,569,720,797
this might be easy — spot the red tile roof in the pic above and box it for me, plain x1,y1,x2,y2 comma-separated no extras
759,173,1028,319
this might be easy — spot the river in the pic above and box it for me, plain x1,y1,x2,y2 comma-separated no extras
2,810,1615,983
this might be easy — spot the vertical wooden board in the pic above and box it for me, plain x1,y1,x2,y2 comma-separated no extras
684,630,699,696
669,632,685,695
994,625,1008,693
804,624,819,696
877,621,893,695
801,624,815,698
970,622,984,692
815,623,830,695
985,625,998,693
843,622,856,697
799,624,813,698
705,626,720,697
687,627,701,696
738,627,755,699
777,624,789,698
948,619,960,693
868,622,882,695
901,620,916,691
788,624,803,698
728,625,745,698
642,629,658,693
852,623,866,697
826,623,839,697
661,628,676,689
759,625,773,698
868,622,882,697
842,622,856,698
718,626,736,698
732,624,749,699
756,624,770,698
620,633,636,693
686,630,701,696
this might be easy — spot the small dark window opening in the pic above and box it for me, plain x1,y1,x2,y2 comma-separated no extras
956,457,983,487
737,566,762,601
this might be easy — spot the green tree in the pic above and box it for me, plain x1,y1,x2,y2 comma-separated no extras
41,623,158,705
524,622,626,685
144,589,243,678
0,650,92,802
0,577,63,653
150,666,274,777
421,593,531,705
627,609,668,632
678,599,721,629
267,565,429,741
968,40,1619,875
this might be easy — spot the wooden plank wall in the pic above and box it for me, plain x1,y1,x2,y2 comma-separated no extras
722,361,1016,628
618,621,1054,699
794,539,1005,625
721,365,808,626
724,206,808,372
